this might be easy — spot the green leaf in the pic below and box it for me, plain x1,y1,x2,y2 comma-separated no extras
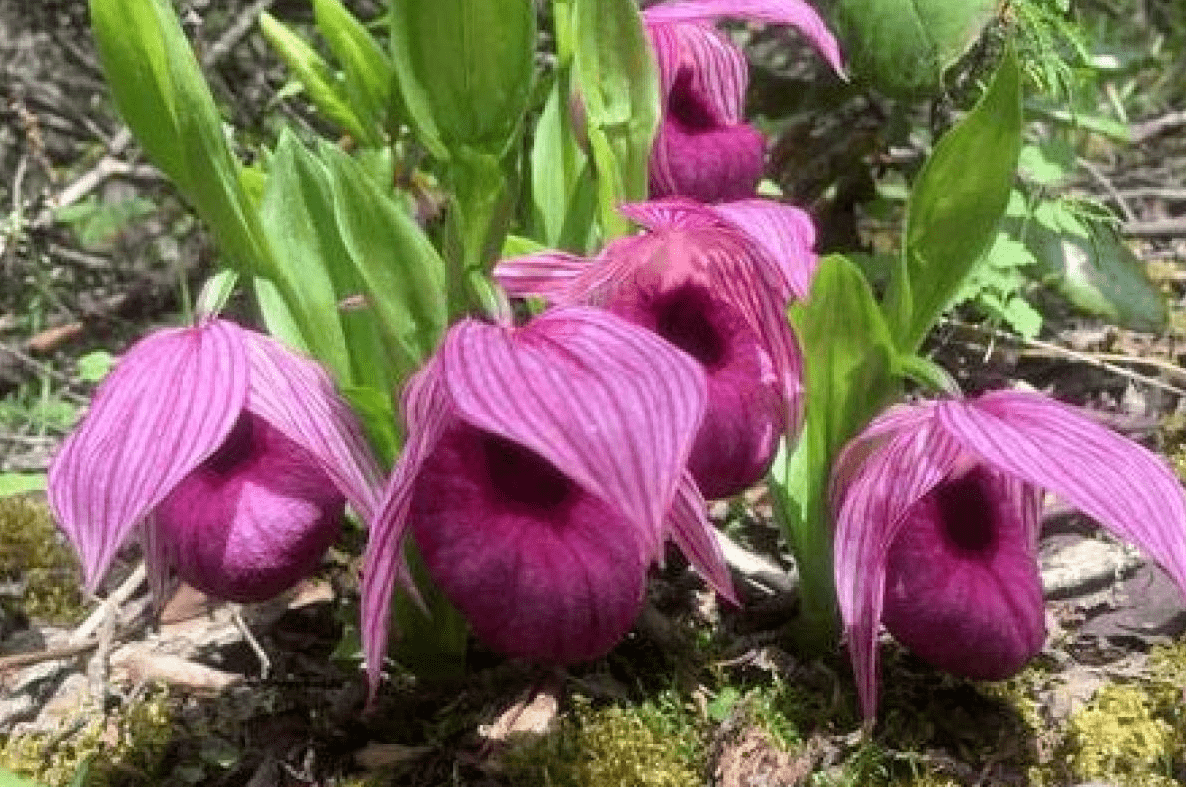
530,75,597,250
75,350,115,383
389,0,535,158
572,0,659,238
773,255,900,644
259,132,356,383
832,0,997,97
892,44,1022,352
322,146,447,382
90,0,270,274
0,473,47,498
312,0,394,135
1028,221,1167,332
259,11,374,145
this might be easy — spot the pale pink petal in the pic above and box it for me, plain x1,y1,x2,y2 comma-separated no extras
644,0,844,75
666,471,737,602
708,200,819,300
937,391,1186,598
360,362,452,702
833,418,966,720
441,307,708,556
493,251,589,303
241,328,384,522
620,198,721,231
830,401,942,514
48,320,248,591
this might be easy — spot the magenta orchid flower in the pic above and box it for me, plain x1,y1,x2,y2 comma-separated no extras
360,306,735,697
833,390,1186,720
49,318,383,603
495,198,814,499
643,0,844,202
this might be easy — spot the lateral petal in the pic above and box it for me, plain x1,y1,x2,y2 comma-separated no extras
241,327,384,521
442,307,708,555
666,471,738,603
643,0,844,75
48,319,247,591
359,362,452,702
937,391,1186,599
708,199,819,300
492,250,589,303
833,418,966,720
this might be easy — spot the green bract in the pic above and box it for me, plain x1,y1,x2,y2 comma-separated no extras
389,0,536,159
572,0,660,238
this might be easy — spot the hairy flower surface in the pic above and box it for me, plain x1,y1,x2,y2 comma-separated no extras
833,390,1186,719
643,0,844,201
360,307,735,697
49,318,382,603
495,198,813,499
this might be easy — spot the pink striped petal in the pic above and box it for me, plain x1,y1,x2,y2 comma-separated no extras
644,0,844,75
240,327,384,522
666,471,737,602
937,391,1186,598
647,21,749,123
441,307,709,553
833,418,966,720
48,319,248,592
360,363,452,702
493,251,589,303
708,200,819,300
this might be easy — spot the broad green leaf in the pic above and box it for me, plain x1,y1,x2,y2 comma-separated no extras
323,146,447,381
892,45,1022,352
831,0,997,97
572,0,659,238
0,473,47,498
313,0,394,134
91,0,270,274
341,385,401,468
1028,220,1167,332
259,12,374,145
773,254,900,643
259,132,355,383
531,75,595,249
768,254,896,644
389,0,535,158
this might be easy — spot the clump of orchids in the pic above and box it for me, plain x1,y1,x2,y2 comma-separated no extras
52,0,1186,728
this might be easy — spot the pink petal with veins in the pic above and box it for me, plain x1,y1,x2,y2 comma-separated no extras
49,319,248,591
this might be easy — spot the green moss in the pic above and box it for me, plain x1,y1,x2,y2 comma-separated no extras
0,687,173,786
1062,683,1183,786
0,496,84,625
503,693,703,787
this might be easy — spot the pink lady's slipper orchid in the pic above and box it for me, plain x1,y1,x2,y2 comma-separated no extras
833,390,1186,720
495,198,814,499
643,0,844,202
49,318,383,603
360,307,735,697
